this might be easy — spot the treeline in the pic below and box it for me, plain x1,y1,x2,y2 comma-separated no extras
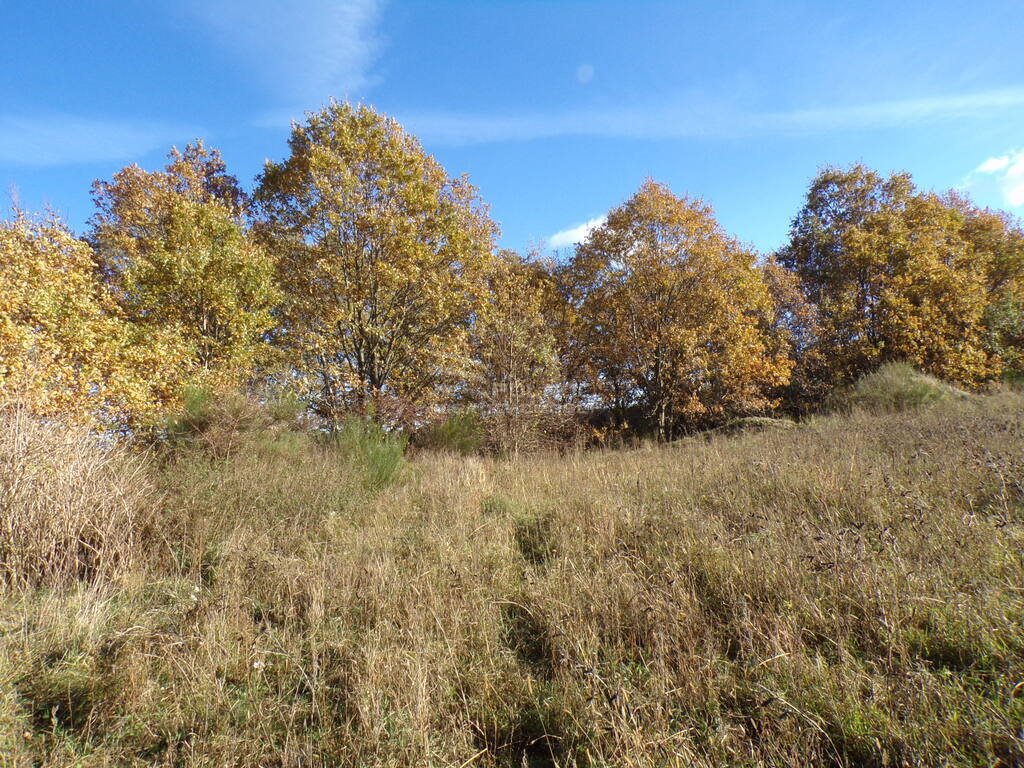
2,102,1022,447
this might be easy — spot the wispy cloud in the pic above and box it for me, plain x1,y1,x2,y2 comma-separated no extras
970,149,1024,208
403,87,1024,146
0,114,195,167
549,216,606,249
767,89,1024,133
188,0,384,109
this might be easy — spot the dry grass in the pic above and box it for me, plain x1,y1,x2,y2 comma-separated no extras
0,408,153,589
1,392,1023,766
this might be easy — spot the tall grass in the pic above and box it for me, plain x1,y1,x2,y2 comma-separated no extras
0,409,153,589
1,389,1022,765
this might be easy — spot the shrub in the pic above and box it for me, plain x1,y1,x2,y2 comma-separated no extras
325,418,407,490
828,362,966,413
0,409,153,589
262,385,307,425
164,385,260,456
163,385,306,458
412,410,485,455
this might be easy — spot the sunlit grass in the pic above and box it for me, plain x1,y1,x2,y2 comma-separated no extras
2,388,1022,766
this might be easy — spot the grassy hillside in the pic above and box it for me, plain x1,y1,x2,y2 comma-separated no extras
2,389,1023,766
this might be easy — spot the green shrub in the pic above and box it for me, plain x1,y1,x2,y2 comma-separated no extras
164,385,216,437
828,362,966,414
164,386,264,456
163,386,307,458
262,385,307,425
325,418,407,490
1003,369,1024,392
413,410,484,455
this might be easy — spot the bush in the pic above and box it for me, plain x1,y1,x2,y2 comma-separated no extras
0,409,153,589
164,386,262,456
325,418,407,490
828,362,967,414
163,385,305,458
1004,369,1024,392
413,410,484,455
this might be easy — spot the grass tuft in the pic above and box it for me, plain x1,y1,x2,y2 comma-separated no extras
828,361,967,414
325,417,407,490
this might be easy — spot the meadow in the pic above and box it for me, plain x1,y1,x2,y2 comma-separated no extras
2,372,1022,767
4,13,1024,768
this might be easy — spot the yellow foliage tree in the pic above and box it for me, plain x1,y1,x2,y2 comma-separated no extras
254,102,496,426
953,198,1024,378
0,213,179,425
876,193,993,383
470,250,564,451
564,180,791,438
779,165,998,388
90,141,277,385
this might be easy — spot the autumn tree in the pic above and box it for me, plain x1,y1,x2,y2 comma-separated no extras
0,213,179,424
762,256,827,412
470,250,565,452
778,165,996,389
984,293,1024,378
253,102,496,426
90,141,277,383
953,198,1024,378
564,180,791,439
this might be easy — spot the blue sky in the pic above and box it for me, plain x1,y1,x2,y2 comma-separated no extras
2,1,1023,255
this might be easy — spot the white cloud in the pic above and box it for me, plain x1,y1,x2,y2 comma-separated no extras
187,0,384,106
549,216,606,249
0,114,195,166
969,149,1024,208
975,155,1012,174
403,87,1024,146
1001,155,1024,207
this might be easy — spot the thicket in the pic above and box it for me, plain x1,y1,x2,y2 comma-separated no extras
2,102,1023,445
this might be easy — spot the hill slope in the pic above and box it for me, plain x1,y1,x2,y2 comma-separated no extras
2,393,1023,766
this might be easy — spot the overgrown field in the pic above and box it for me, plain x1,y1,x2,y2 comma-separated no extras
2,391,1023,766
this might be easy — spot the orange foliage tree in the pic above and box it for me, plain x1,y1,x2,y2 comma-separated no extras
778,165,998,389
562,180,791,438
